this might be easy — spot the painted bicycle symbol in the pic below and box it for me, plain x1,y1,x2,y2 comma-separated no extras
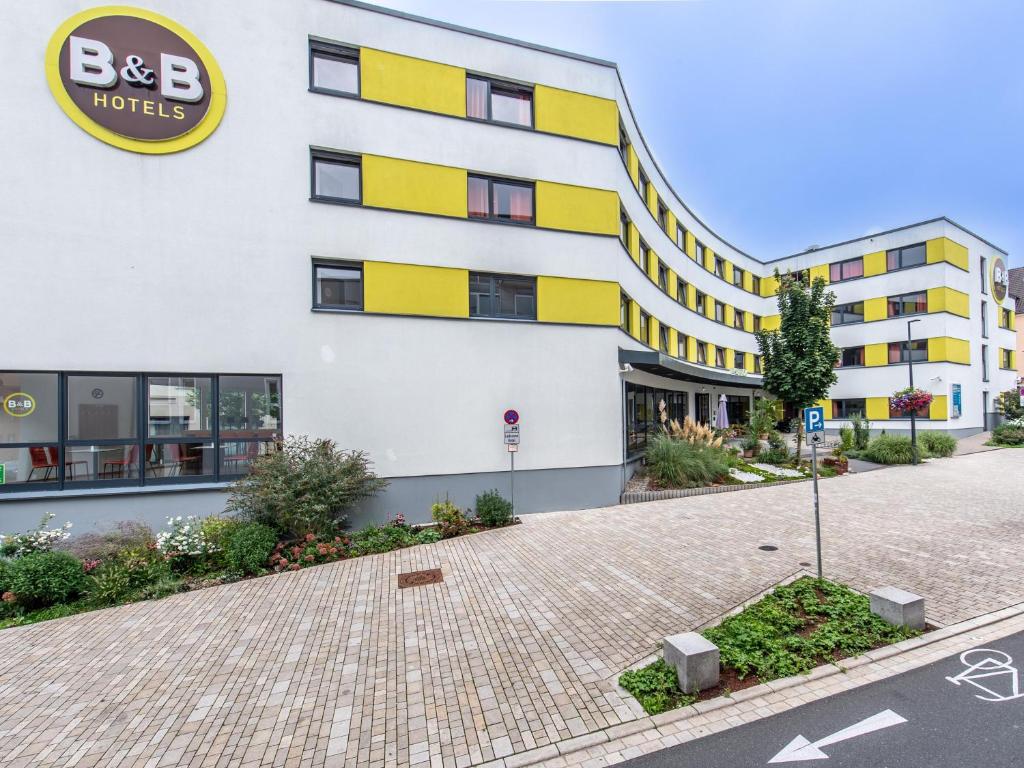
946,648,1024,702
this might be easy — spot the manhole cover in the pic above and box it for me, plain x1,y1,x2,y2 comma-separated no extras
397,568,443,588
758,545,779,552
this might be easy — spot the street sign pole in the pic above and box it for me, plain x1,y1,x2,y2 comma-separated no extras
812,440,821,579
804,406,825,580
510,449,515,518
503,409,520,517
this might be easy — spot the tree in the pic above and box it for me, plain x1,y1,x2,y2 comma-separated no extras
995,388,1024,421
754,271,839,453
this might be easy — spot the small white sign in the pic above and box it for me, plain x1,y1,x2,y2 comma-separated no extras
507,443,518,453
806,431,825,446
504,424,520,445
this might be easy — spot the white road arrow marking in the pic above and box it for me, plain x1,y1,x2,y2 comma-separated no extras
768,709,907,763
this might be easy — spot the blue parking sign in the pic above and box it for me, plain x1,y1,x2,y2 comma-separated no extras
804,406,824,434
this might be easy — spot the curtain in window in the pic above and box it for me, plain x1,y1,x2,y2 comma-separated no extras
505,185,533,222
468,177,489,218
466,78,488,119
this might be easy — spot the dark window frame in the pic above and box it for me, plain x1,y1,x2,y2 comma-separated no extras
733,309,745,330
837,346,866,368
714,300,726,324
751,275,761,295
308,40,360,98
467,174,536,226
469,271,537,321
732,266,743,288
312,259,364,312
465,74,535,129
657,260,668,291
310,149,362,205
657,201,668,230
829,256,864,283
832,301,865,326
886,242,927,272
887,291,928,318
832,398,867,420
676,223,687,251
714,257,725,278
887,340,928,364
676,278,688,307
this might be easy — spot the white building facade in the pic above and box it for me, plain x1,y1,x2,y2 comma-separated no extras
0,0,1016,531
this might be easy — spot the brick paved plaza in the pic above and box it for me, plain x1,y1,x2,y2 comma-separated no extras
0,450,1021,768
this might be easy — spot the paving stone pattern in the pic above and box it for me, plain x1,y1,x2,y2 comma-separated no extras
0,450,1021,767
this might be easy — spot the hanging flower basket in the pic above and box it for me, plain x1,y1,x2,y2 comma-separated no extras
890,386,933,414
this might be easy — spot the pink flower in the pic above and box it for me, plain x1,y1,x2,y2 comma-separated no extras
289,564,300,571
304,554,314,562
304,533,316,542
1,592,16,604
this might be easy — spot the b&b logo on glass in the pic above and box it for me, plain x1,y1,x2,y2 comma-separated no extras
46,7,226,154
991,257,1009,303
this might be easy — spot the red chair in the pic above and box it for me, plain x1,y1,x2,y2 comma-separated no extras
102,445,157,478
222,441,262,472
27,447,57,481
166,443,202,476
48,447,87,481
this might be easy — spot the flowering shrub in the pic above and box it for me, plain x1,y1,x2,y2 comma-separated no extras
431,500,469,539
271,533,349,572
889,387,933,415
0,513,72,558
156,516,219,572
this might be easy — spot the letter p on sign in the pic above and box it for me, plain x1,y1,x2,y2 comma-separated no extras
805,406,824,434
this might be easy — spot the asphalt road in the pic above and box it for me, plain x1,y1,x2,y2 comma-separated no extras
622,630,1024,767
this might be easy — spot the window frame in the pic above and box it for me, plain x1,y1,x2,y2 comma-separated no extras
676,223,687,251
468,271,537,321
696,341,707,365
312,259,364,312
714,257,725,278
886,291,928,319
751,275,761,295
620,292,631,333
733,309,745,330
829,256,864,283
310,149,362,205
308,40,360,98
886,242,927,272
837,346,866,368
465,74,534,129
638,168,649,204
832,301,865,326
657,260,668,292
734,351,746,370
714,300,725,324
832,398,867,420
676,278,688,307
657,201,668,230
467,174,536,226
887,340,928,364
715,347,726,368
618,123,630,167
732,266,743,288
619,208,630,250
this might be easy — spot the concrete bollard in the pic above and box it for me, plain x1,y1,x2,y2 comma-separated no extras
869,586,925,630
663,632,719,694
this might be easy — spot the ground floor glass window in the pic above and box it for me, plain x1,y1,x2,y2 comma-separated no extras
625,383,689,458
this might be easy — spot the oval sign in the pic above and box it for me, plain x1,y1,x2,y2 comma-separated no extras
46,7,226,154
3,393,36,418
991,256,1008,303
503,409,519,425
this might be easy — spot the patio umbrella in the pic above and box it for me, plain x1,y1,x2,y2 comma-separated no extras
715,393,729,429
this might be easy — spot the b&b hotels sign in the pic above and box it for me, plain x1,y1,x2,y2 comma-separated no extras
46,6,226,153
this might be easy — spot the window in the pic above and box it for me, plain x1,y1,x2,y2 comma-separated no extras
619,209,630,248
829,257,864,283
887,242,926,271
714,257,725,278
888,340,927,364
618,123,630,166
469,273,536,320
887,291,928,318
733,266,743,288
677,334,688,359
468,175,534,224
639,311,650,343
695,240,705,263
733,309,745,329
309,41,359,96
657,261,668,291
657,201,667,230
466,75,532,127
832,301,865,325
982,344,990,381
1000,308,1013,328
658,325,669,353
754,354,762,373
625,382,687,457
696,341,707,365
751,275,761,295
714,301,725,323
1002,349,1014,369
676,278,688,306
694,290,706,314
794,269,811,284
981,301,988,338
837,346,865,368
832,398,866,419
676,223,687,251
1,372,281,491
980,256,987,294
639,240,651,273
620,293,631,332
313,262,362,310
715,347,726,368
311,151,360,203
734,352,746,370
638,169,649,203
725,394,750,425
753,314,762,332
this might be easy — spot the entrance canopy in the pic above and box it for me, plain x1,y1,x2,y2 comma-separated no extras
619,348,764,390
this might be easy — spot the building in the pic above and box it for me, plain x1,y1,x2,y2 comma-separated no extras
1010,267,1024,381
0,0,1017,531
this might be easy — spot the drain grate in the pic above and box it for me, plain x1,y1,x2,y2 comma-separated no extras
758,545,779,552
397,568,443,588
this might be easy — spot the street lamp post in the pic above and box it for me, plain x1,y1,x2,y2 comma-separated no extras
907,318,921,464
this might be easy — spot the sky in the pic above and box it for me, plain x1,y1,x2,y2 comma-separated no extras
379,0,1023,265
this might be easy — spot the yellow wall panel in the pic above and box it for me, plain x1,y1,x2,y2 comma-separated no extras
928,337,970,364
668,327,679,357
864,297,888,322
536,276,619,325
647,251,660,282
744,353,756,373
761,275,780,297
926,237,969,271
649,316,660,348
535,181,619,235
363,261,468,317
724,262,735,285
704,248,716,272
705,297,716,320
866,397,890,421
666,268,678,300
761,314,781,331
863,250,887,277
865,343,888,367
685,231,696,259
628,222,641,265
626,145,639,187
686,335,697,361
724,305,735,328
534,84,618,145
629,301,641,340
743,312,754,333
686,283,697,310
742,271,753,292
724,348,735,369
666,210,677,239
706,343,717,366
810,264,830,284
930,395,949,420
362,155,467,217
360,48,465,116
927,286,970,318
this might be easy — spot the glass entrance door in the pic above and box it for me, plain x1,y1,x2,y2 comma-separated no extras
696,393,711,425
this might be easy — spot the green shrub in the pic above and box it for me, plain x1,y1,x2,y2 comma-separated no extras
618,659,697,715
838,426,854,454
991,422,1024,447
849,413,871,451
740,434,760,454
227,436,388,538
0,558,11,593
918,431,956,458
645,434,731,488
414,527,441,545
475,489,513,527
347,524,418,556
8,551,88,608
750,398,780,438
757,432,790,466
88,546,174,605
224,523,278,575
56,521,154,562
431,500,469,539
863,434,916,464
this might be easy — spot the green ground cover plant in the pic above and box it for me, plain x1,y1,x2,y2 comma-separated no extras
990,421,1024,447
619,578,918,715
862,434,917,464
918,431,956,458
